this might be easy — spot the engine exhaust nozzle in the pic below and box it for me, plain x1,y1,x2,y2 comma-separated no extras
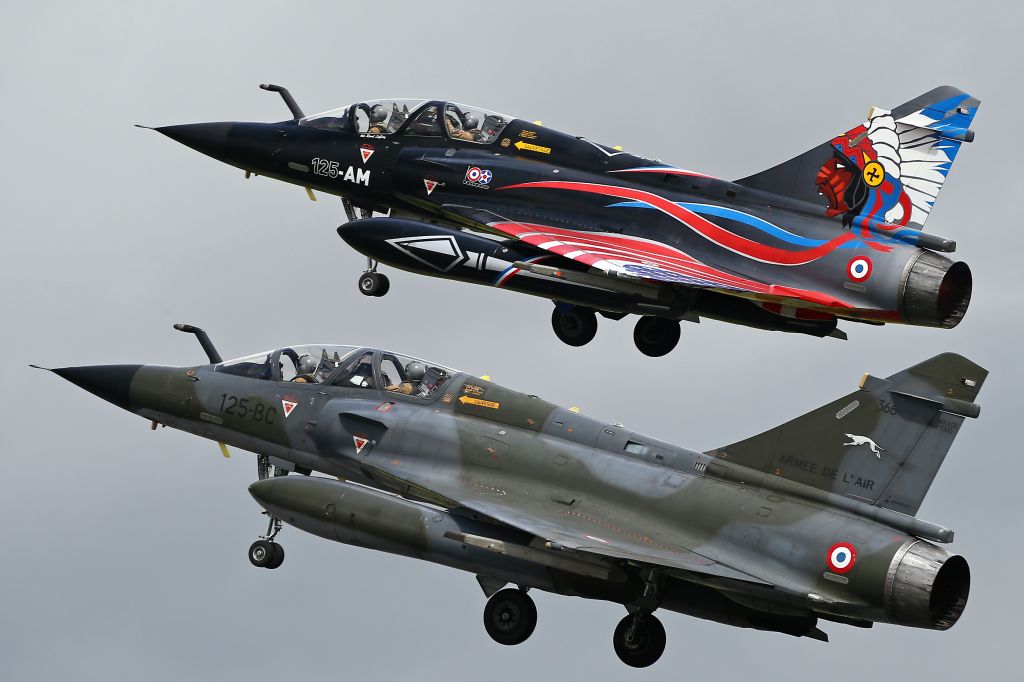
900,251,972,328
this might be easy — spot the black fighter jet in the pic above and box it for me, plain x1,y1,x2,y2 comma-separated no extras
154,84,978,356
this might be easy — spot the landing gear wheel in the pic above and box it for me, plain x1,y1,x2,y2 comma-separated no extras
267,542,285,569
249,540,274,568
358,272,390,297
483,588,538,645
633,316,680,357
613,613,666,668
551,307,598,347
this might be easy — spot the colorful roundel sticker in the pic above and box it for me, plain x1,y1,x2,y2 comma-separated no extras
827,542,857,574
847,256,872,282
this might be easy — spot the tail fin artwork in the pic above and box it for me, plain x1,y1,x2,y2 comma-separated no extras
736,86,979,230
706,353,986,516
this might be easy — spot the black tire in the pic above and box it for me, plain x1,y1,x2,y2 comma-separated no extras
358,272,389,297
248,540,273,568
265,542,284,569
612,613,666,668
483,589,537,645
633,316,680,357
551,307,598,347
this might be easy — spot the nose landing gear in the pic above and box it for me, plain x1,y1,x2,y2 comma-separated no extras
249,455,286,569
344,198,391,297
358,268,390,297
248,536,284,569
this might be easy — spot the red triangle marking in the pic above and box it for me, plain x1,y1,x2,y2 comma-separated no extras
353,435,370,454
424,179,437,195
360,144,374,163
281,400,298,418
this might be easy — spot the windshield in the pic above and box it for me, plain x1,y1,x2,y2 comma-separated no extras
443,103,512,144
215,345,360,382
213,349,275,380
299,99,514,143
279,345,360,383
214,346,458,394
299,99,428,134
379,350,456,399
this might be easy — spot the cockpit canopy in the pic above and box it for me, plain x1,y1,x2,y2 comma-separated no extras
299,99,514,144
214,345,457,400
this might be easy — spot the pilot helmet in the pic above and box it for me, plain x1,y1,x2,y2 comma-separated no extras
405,361,426,381
369,104,388,124
462,112,480,130
297,355,318,375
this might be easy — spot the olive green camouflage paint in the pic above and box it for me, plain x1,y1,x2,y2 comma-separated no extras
59,349,983,638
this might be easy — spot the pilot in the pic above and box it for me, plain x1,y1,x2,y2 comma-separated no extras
291,355,318,383
367,104,389,134
445,110,480,141
386,361,426,396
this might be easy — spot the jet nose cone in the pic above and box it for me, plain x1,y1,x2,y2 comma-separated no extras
156,122,234,159
52,365,143,411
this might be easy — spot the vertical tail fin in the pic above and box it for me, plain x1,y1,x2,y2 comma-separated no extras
736,86,980,230
707,353,987,516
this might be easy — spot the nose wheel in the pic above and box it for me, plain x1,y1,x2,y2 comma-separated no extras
633,316,680,357
249,454,286,569
551,306,598,346
248,539,284,569
612,612,666,668
483,588,538,645
358,270,390,297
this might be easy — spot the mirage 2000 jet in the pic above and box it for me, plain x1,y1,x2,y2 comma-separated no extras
43,324,984,667
152,85,978,356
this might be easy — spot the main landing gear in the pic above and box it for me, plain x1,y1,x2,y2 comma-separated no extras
249,455,285,570
612,612,666,668
551,306,598,346
483,588,538,646
633,316,680,357
550,304,682,357
612,567,666,666
477,578,668,667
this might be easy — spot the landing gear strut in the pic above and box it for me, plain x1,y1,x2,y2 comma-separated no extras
249,455,286,569
633,316,680,357
551,306,598,346
345,199,390,297
611,567,666,666
483,588,538,645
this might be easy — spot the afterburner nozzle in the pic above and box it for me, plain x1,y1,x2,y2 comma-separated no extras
899,252,972,328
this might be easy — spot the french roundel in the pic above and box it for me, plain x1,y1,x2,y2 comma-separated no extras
827,542,857,574
847,256,872,282
467,167,483,182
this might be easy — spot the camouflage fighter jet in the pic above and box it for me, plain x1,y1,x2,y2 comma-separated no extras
42,325,985,666
152,85,978,356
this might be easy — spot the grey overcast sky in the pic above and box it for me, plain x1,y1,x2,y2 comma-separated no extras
2,1,1020,680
